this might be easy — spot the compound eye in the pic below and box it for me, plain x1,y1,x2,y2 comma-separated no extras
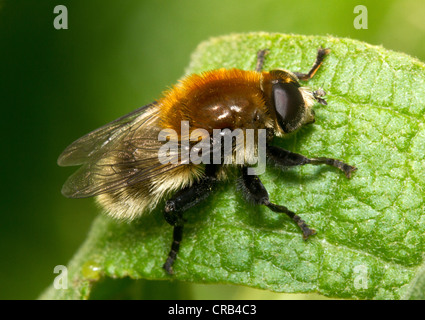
272,82,305,133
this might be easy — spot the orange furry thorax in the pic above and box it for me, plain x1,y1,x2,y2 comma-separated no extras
157,69,269,136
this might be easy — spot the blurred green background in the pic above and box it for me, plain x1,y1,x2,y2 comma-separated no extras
1,0,424,300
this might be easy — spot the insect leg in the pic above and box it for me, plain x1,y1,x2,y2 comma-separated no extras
239,166,316,239
294,47,330,81
267,145,357,178
162,165,219,274
255,49,269,72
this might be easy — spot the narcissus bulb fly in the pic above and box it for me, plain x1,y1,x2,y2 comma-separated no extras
58,47,356,274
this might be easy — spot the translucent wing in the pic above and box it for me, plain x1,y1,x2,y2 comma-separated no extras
58,103,156,166
58,102,183,198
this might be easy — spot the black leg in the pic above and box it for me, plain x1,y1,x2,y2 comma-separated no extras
255,49,269,72
239,166,316,239
294,47,330,81
267,145,357,178
162,165,219,274
162,225,183,275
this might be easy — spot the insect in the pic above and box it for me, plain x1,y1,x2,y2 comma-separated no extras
58,47,357,274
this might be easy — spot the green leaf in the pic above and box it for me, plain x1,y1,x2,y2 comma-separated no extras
40,33,425,300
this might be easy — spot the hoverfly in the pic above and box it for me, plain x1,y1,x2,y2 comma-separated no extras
58,47,356,274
